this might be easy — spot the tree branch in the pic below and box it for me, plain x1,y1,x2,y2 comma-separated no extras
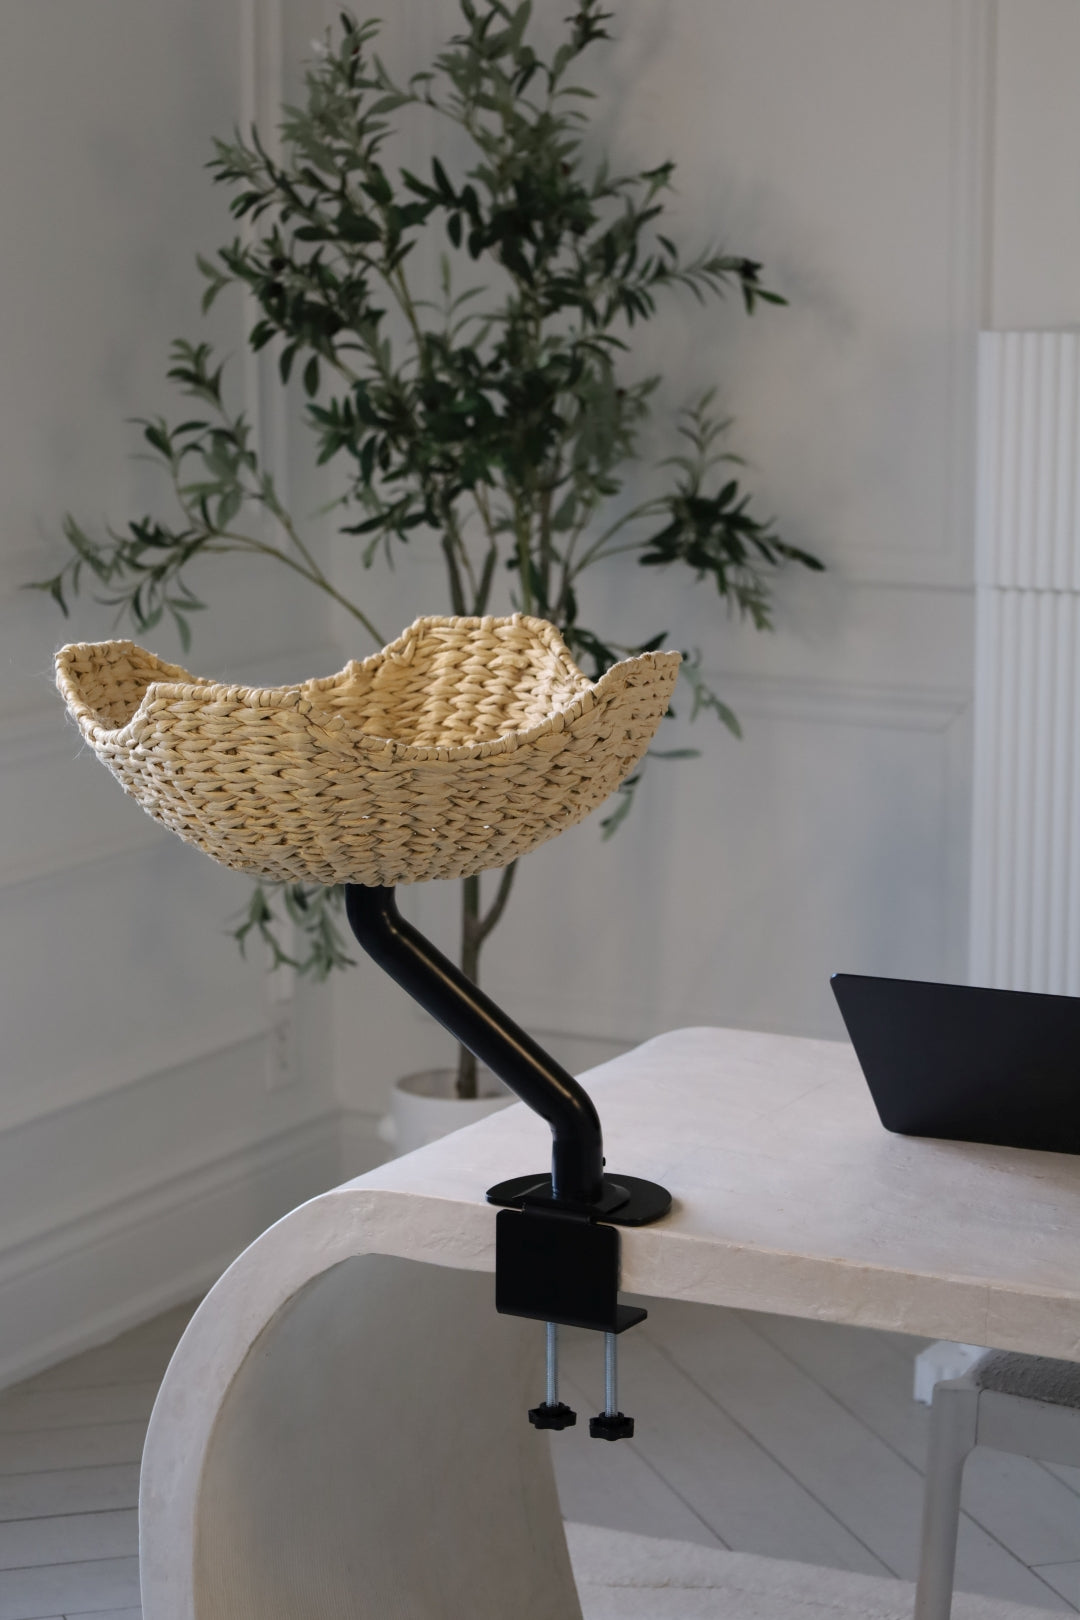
477,860,517,945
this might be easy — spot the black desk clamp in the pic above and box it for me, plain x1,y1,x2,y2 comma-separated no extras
345,885,673,1438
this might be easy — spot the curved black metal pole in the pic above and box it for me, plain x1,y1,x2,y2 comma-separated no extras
344,885,605,1205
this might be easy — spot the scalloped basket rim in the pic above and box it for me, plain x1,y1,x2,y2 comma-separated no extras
55,613,682,766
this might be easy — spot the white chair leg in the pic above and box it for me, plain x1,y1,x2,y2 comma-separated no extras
913,1378,979,1620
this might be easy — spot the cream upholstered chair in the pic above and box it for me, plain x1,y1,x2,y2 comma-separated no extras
915,1350,1080,1619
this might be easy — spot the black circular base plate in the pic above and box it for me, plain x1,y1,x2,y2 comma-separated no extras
485,1171,672,1226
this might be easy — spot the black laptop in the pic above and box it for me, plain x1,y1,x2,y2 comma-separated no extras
831,973,1080,1155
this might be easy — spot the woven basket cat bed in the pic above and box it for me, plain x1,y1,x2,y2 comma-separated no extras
55,614,680,887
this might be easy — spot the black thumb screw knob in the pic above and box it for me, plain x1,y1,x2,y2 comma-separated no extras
589,1410,634,1441
529,1401,578,1430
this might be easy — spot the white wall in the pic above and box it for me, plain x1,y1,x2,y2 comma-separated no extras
323,0,988,1121
322,0,1079,1121
990,1,1080,331
0,0,350,1383
3,0,1077,1380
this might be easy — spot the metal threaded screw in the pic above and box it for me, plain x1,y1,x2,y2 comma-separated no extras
590,1331,634,1441
528,1322,576,1431
604,1331,617,1415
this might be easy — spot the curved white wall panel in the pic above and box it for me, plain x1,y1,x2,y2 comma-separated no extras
971,333,1080,990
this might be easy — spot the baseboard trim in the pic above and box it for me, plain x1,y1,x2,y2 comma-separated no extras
0,1111,341,1390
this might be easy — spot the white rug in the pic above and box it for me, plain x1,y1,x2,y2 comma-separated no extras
567,1524,1058,1620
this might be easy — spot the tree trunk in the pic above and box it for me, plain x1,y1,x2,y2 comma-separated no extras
453,865,518,1098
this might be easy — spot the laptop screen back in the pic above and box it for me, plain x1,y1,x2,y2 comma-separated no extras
831,973,1080,1155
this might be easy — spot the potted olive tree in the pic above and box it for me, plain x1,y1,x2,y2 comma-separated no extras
35,0,821,1138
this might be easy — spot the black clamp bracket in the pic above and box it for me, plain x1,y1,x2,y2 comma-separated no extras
494,1201,647,1336
494,1197,646,1438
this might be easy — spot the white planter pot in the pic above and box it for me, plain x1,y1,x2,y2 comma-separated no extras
380,1068,513,1157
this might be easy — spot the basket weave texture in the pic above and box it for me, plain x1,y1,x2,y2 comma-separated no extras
55,615,680,887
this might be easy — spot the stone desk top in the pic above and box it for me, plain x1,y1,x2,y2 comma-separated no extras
354,1024,1080,1359
139,1024,1080,1618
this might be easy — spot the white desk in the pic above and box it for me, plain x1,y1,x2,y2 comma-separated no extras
140,1026,1080,1619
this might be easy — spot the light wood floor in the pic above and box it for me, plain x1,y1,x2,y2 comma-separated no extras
0,1298,1077,1617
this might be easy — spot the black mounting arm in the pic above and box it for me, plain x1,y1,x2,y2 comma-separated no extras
344,883,604,1204
343,880,673,1439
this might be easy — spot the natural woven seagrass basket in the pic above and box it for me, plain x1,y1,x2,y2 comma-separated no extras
55,614,680,887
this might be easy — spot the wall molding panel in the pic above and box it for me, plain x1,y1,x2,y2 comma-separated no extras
0,1019,388,1387
700,672,970,735
0,1,352,1386
970,332,1080,992
0,1111,342,1390
0,639,343,894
